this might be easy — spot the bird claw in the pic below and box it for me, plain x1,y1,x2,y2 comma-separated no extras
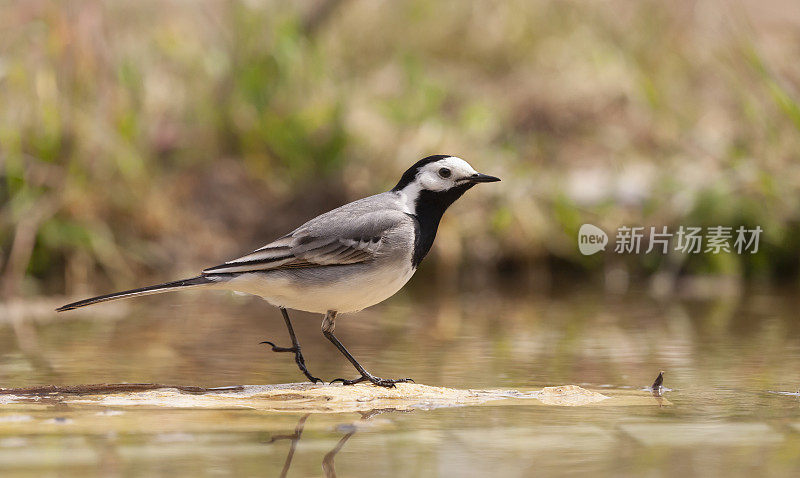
261,340,321,384
330,375,414,388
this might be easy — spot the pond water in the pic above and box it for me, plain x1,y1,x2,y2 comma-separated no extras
2,287,800,476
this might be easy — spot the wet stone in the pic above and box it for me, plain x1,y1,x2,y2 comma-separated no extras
0,383,658,416
537,385,609,406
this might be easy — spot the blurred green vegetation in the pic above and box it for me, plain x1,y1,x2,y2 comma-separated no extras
1,0,800,298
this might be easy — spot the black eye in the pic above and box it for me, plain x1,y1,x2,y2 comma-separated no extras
438,167,452,178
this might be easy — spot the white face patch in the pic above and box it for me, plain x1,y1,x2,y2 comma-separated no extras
416,156,479,192
396,156,479,215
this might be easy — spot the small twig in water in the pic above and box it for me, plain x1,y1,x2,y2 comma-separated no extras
651,371,665,391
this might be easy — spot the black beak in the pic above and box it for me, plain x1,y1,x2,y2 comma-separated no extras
468,173,501,183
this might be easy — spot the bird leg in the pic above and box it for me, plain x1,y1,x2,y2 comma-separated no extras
261,307,322,384
323,310,414,388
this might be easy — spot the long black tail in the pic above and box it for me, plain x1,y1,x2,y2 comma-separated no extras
56,276,212,312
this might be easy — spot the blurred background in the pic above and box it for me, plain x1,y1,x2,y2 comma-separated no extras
3,0,800,301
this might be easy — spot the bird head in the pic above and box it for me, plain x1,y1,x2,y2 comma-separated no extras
393,155,499,193
392,155,500,216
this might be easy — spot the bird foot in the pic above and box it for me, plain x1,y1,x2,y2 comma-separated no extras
260,340,322,384
330,373,414,388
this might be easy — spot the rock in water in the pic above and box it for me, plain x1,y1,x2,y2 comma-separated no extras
536,385,609,406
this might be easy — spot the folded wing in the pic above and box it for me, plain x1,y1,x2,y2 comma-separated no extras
202,209,405,275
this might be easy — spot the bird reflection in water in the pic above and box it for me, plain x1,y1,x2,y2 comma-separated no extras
266,413,365,478
266,408,408,477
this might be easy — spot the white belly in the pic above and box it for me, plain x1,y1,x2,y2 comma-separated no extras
214,262,416,314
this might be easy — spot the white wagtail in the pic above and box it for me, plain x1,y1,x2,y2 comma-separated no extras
57,155,500,387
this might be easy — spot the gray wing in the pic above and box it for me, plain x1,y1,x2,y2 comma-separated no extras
202,200,408,275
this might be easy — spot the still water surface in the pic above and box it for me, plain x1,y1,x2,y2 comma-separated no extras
2,288,800,476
